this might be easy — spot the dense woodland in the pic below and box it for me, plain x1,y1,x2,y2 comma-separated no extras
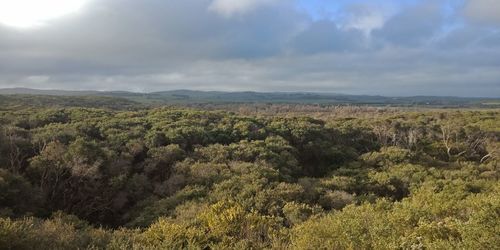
0,96,499,249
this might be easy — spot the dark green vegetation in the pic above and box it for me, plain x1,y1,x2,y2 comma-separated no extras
2,88,499,107
0,95,140,110
0,95,499,249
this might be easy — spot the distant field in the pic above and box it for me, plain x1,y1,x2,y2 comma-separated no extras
482,102,500,105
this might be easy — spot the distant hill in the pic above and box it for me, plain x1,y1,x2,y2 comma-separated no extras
0,88,498,107
0,88,104,96
0,94,140,110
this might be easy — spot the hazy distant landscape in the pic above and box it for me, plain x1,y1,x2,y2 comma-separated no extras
1,88,499,107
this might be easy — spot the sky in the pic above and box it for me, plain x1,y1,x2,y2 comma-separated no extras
0,0,499,97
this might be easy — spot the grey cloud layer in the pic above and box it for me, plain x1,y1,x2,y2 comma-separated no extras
0,0,499,96
465,0,500,24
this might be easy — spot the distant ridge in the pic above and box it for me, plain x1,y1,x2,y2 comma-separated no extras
0,88,498,107
0,88,104,96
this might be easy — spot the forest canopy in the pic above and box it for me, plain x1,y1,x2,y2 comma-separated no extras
0,97,499,249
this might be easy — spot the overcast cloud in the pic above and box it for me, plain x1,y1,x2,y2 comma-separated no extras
0,0,499,96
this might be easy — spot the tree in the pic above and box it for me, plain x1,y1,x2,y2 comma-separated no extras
0,169,41,217
1,126,31,174
481,138,499,163
144,144,185,182
28,141,70,206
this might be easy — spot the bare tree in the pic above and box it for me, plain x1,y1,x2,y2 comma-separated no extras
481,138,499,163
3,126,24,174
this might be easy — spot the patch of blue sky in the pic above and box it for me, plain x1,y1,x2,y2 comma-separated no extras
295,0,422,20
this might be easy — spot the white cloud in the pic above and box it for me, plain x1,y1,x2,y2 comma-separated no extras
465,0,500,23
340,4,388,36
209,0,282,17
0,0,89,28
345,12,385,35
